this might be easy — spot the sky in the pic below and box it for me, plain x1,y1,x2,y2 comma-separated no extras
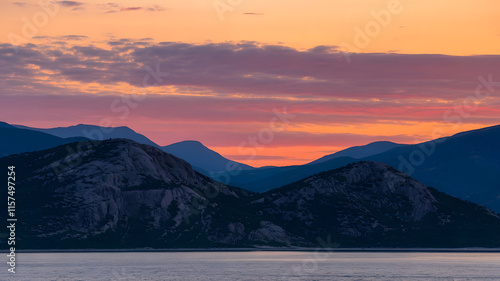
1,0,500,167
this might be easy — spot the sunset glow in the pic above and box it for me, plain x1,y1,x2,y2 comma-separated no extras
1,0,500,166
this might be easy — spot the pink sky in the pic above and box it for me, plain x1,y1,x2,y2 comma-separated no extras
1,1,500,166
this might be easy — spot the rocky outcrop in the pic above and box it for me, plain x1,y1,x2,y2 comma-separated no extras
2,140,500,249
251,162,500,247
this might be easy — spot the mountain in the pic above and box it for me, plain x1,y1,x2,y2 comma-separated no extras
14,123,254,175
14,123,159,147
209,142,407,193
365,124,500,212
1,139,499,249
0,139,260,249
161,140,254,174
0,121,87,157
307,141,406,165
252,162,500,247
216,124,500,212
220,156,356,192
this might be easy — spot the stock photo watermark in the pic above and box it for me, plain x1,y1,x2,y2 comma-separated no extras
182,106,296,225
278,235,340,280
50,63,169,180
398,74,500,176
341,0,411,63
7,0,60,53
213,0,244,21
209,106,296,185
6,166,17,274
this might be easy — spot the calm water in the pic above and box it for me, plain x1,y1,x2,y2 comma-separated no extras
2,251,500,280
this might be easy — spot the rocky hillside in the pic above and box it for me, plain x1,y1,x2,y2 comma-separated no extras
1,139,259,249
251,162,500,247
1,140,500,248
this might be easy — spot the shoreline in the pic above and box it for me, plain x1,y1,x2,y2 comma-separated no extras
3,248,500,254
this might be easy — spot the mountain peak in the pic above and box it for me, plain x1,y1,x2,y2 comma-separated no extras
0,121,15,128
307,141,406,165
278,161,437,221
172,140,206,147
162,140,254,174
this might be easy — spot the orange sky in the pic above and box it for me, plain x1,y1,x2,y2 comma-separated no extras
1,0,500,167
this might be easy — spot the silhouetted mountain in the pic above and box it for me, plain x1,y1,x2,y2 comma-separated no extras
219,156,356,192
365,124,500,212
215,124,500,212
1,142,499,249
161,140,254,174
252,162,500,247
14,123,254,175
307,141,406,165
0,139,257,249
7,121,500,213
0,121,87,157
14,123,159,147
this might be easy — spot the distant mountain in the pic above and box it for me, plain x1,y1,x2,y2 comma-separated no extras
14,123,254,175
252,162,500,247
8,121,500,212
221,156,356,192
219,124,500,212
307,141,406,165
14,123,159,147
161,140,254,174
210,142,405,193
365,124,500,212
2,142,499,249
0,121,87,157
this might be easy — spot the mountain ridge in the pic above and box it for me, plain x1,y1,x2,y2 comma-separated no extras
307,141,407,165
1,139,500,249
9,122,255,174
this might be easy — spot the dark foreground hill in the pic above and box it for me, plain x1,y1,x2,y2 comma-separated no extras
252,162,500,247
1,139,499,249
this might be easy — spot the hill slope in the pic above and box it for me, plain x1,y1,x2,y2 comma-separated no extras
0,121,87,157
253,162,500,247
1,140,499,249
365,124,500,212
14,123,159,147
214,124,500,212
161,141,254,174
13,123,254,175
0,139,261,249
307,141,406,165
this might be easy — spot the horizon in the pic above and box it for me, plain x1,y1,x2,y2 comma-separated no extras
5,120,500,168
2,0,500,166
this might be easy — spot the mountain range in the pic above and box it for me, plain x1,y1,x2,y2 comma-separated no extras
1,139,499,249
10,123,250,176
0,122,87,157
214,125,500,212
2,121,500,212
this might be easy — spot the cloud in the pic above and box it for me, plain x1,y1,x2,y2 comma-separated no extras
3,41,500,103
60,35,88,40
147,5,166,12
1,41,499,147
120,7,142,12
57,1,84,7
31,35,89,41
99,3,165,13
12,2,27,7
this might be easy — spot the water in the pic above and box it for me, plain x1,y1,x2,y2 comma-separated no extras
2,251,500,280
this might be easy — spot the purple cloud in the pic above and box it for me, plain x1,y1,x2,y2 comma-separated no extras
12,2,27,7
57,1,84,7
